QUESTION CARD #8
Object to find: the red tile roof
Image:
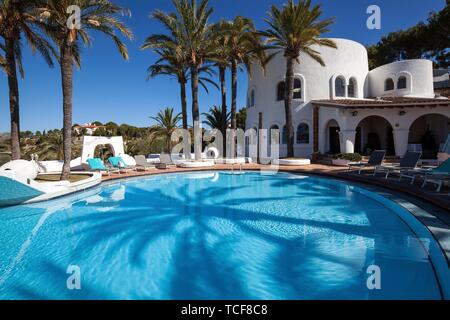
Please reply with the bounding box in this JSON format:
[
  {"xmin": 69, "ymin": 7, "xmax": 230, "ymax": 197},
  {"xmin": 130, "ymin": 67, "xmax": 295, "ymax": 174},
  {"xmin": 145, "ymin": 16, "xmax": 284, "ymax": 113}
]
[
  {"xmin": 312, "ymin": 96, "xmax": 450, "ymax": 109},
  {"xmin": 73, "ymin": 125, "xmax": 106, "ymax": 129}
]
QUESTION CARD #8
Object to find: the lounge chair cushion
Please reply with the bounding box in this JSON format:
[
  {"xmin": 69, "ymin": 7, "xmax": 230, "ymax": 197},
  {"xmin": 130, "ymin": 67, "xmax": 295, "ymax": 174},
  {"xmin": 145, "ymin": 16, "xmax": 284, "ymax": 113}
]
[
  {"xmin": 108, "ymin": 157, "xmax": 126, "ymax": 168},
  {"xmin": 367, "ymin": 150, "xmax": 386, "ymax": 166},
  {"xmin": 87, "ymin": 158, "xmax": 107, "ymax": 171},
  {"xmin": 399, "ymin": 151, "xmax": 422, "ymax": 168},
  {"xmin": 135, "ymin": 155, "xmax": 151, "ymax": 167},
  {"xmin": 159, "ymin": 154, "xmax": 173, "ymax": 165},
  {"xmin": 434, "ymin": 158, "xmax": 450, "ymax": 174}
]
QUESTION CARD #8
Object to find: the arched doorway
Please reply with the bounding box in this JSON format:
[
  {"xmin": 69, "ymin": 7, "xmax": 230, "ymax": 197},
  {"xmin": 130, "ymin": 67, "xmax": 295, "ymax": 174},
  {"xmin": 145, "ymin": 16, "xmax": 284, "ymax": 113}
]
[
  {"xmin": 355, "ymin": 116, "xmax": 395, "ymax": 156},
  {"xmin": 408, "ymin": 114, "xmax": 450, "ymax": 159},
  {"xmin": 325, "ymin": 120, "xmax": 341, "ymax": 154},
  {"xmin": 94, "ymin": 144, "xmax": 115, "ymax": 161}
]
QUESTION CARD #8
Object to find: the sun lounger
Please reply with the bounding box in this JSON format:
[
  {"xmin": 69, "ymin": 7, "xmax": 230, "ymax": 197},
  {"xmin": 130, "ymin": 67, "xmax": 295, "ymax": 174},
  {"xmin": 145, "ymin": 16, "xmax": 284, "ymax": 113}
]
[
  {"xmin": 156, "ymin": 154, "xmax": 174, "ymax": 170},
  {"xmin": 108, "ymin": 156, "xmax": 137, "ymax": 174},
  {"xmin": 348, "ymin": 150, "xmax": 386, "ymax": 174},
  {"xmin": 374, "ymin": 151, "xmax": 422, "ymax": 179},
  {"xmin": 418, "ymin": 158, "xmax": 450, "ymax": 192},
  {"xmin": 399, "ymin": 158, "xmax": 450, "ymax": 185},
  {"xmin": 421, "ymin": 173, "xmax": 450, "ymax": 192},
  {"xmin": 86, "ymin": 158, "xmax": 120, "ymax": 176},
  {"xmin": 134, "ymin": 155, "xmax": 154, "ymax": 171}
]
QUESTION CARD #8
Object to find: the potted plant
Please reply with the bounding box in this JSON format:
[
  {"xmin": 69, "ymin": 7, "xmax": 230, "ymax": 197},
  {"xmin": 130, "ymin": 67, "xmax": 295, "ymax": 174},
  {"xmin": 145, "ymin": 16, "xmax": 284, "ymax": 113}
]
[{"xmin": 332, "ymin": 153, "xmax": 363, "ymax": 166}]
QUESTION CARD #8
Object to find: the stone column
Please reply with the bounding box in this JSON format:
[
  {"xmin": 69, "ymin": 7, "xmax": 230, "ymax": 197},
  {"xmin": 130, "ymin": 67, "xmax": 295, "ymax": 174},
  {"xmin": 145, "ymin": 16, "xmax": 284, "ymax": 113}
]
[
  {"xmin": 393, "ymin": 129, "xmax": 410, "ymax": 157},
  {"xmin": 257, "ymin": 112, "xmax": 263, "ymax": 164},
  {"xmin": 312, "ymin": 106, "xmax": 320, "ymax": 161},
  {"xmin": 339, "ymin": 130, "xmax": 356, "ymax": 154}
]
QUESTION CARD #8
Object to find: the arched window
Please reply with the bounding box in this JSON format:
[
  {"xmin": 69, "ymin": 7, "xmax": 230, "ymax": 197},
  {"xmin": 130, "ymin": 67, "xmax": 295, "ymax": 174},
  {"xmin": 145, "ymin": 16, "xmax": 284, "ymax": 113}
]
[
  {"xmin": 277, "ymin": 82, "xmax": 285, "ymax": 101},
  {"xmin": 269, "ymin": 125, "xmax": 280, "ymax": 144},
  {"xmin": 348, "ymin": 78, "xmax": 357, "ymax": 98},
  {"xmin": 248, "ymin": 90, "xmax": 255, "ymax": 107},
  {"xmin": 385, "ymin": 78, "xmax": 395, "ymax": 91},
  {"xmin": 335, "ymin": 77, "xmax": 346, "ymax": 97},
  {"xmin": 397, "ymin": 76, "xmax": 407, "ymax": 90},
  {"xmin": 277, "ymin": 79, "xmax": 302, "ymax": 101},
  {"xmin": 293, "ymin": 78, "xmax": 302, "ymax": 99},
  {"xmin": 296, "ymin": 123, "xmax": 309, "ymax": 144}
]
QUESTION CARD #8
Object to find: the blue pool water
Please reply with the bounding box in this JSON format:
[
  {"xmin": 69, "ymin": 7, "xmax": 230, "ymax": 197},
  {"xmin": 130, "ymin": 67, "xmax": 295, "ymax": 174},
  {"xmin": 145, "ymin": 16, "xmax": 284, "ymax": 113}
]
[{"xmin": 0, "ymin": 171, "xmax": 445, "ymax": 299}]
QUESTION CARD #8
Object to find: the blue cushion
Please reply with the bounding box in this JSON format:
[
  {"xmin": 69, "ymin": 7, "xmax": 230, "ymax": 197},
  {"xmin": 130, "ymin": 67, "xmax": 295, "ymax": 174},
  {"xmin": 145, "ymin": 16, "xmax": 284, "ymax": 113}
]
[
  {"xmin": 434, "ymin": 158, "xmax": 450, "ymax": 174},
  {"xmin": 87, "ymin": 158, "xmax": 106, "ymax": 170},
  {"xmin": 108, "ymin": 157, "xmax": 126, "ymax": 168}
]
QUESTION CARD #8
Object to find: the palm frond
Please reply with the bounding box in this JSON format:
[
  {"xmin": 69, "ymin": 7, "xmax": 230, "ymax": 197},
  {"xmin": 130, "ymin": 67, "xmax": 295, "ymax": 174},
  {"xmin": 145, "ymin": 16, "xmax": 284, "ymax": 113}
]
[
  {"xmin": 202, "ymin": 105, "xmax": 231, "ymax": 130},
  {"xmin": 261, "ymin": 0, "xmax": 337, "ymax": 62}
]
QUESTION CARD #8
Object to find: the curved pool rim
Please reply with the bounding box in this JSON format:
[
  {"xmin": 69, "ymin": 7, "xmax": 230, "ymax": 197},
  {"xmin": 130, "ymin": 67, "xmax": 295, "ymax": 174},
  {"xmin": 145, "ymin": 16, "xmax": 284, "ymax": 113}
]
[{"xmin": 1, "ymin": 170, "xmax": 449, "ymax": 299}]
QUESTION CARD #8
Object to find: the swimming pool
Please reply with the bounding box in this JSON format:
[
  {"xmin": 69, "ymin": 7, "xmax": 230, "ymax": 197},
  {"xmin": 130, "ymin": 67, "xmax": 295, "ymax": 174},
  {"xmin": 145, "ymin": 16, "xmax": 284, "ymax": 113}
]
[{"xmin": 0, "ymin": 171, "xmax": 447, "ymax": 300}]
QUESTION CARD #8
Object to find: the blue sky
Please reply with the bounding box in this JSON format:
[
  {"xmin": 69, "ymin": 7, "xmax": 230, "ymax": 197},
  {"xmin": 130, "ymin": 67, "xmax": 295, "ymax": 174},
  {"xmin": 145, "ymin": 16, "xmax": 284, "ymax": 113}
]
[{"xmin": 0, "ymin": 0, "xmax": 446, "ymax": 132}]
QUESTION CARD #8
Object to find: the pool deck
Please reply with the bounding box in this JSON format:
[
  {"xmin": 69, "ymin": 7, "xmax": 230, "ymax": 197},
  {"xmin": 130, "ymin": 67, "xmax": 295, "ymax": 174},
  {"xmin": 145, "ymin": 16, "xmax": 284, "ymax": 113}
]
[{"xmin": 101, "ymin": 163, "xmax": 450, "ymax": 266}]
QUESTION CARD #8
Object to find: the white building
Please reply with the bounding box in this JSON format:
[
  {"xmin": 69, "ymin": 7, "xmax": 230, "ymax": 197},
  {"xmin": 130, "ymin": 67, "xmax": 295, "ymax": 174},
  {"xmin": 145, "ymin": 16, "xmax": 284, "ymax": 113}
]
[
  {"xmin": 246, "ymin": 38, "xmax": 450, "ymax": 159},
  {"xmin": 73, "ymin": 123, "xmax": 106, "ymax": 136}
]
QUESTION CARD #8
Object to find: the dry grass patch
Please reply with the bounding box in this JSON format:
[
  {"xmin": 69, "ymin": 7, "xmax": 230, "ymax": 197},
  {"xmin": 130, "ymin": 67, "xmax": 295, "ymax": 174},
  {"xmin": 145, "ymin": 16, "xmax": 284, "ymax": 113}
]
[{"xmin": 35, "ymin": 174, "xmax": 91, "ymax": 183}]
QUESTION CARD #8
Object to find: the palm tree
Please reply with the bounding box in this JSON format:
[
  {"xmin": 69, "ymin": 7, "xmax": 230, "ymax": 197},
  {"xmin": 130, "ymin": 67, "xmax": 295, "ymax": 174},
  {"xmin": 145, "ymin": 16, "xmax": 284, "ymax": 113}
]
[
  {"xmin": 172, "ymin": 0, "xmax": 215, "ymax": 161},
  {"xmin": 225, "ymin": 17, "xmax": 265, "ymax": 132},
  {"xmin": 260, "ymin": 0, "xmax": 336, "ymax": 157},
  {"xmin": 37, "ymin": 0, "xmax": 133, "ymax": 180},
  {"xmin": 202, "ymin": 105, "xmax": 230, "ymax": 130},
  {"xmin": 210, "ymin": 20, "xmax": 232, "ymax": 155},
  {"xmin": 142, "ymin": 8, "xmax": 189, "ymax": 132},
  {"xmin": 0, "ymin": 0, "xmax": 55, "ymax": 160},
  {"xmin": 142, "ymin": 47, "xmax": 217, "ymax": 131},
  {"xmin": 143, "ymin": 46, "xmax": 189, "ymax": 131},
  {"xmin": 150, "ymin": 107, "xmax": 182, "ymax": 152}
]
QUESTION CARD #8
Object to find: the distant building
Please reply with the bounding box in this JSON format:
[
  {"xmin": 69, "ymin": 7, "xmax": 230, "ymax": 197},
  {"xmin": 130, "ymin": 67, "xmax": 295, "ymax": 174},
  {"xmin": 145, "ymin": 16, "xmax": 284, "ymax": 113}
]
[{"xmin": 73, "ymin": 123, "xmax": 106, "ymax": 136}]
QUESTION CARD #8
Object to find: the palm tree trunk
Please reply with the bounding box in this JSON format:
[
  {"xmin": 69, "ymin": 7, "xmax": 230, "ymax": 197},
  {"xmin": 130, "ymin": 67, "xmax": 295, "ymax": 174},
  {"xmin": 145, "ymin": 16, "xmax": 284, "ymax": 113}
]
[
  {"xmin": 190, "ymin": 65, "xmax": 202, "ymax": 161},
  {"xmin": 60, "ymin": 44, "xmax": 74, "ymax": 180},
  {"xmin": 230, "ymin": 59, "xmax": 238, "ymax": 158},
  {"xmin": 167, "ymin": 133, "xmax": 171, "ymax": 153},
  {"xmin": 5, "ymin": 37, "xmax": 21, "ymax": 160},
  {"xmin": 219, "ymin": 65, "xmax": 227, "ymax": 157},
  {"xmin": 179, "ymin": 80, "xmax": 188, "ymax": 130},
  {"xmin": 284, "ymin": 57, "xmax": 295, "ymax": 158},
  {"xmin": 179, "ymin": 79, "xmax": 190, "ymax": 158},
  {"xmin": 230, "ymin": 59, "xmax": 237, "ymax": 130}
]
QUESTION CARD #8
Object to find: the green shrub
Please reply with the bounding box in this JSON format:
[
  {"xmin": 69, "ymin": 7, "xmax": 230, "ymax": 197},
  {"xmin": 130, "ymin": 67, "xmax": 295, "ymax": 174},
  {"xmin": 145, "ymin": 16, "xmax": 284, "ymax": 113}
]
[
  {"xmin": 0, "ymin": 153, "xmax": 11, "ymax": 166},
  {"xmin": 333, "ymin": 153, "xmax": 363, "ymax": 162}
]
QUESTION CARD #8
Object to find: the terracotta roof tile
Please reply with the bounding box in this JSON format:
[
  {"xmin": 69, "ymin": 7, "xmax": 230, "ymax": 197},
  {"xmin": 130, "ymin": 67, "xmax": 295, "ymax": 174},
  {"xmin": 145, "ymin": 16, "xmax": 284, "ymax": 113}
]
[{"xmin": 312, "ymin": 96, "xmax": 450, "ymax": 108}]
